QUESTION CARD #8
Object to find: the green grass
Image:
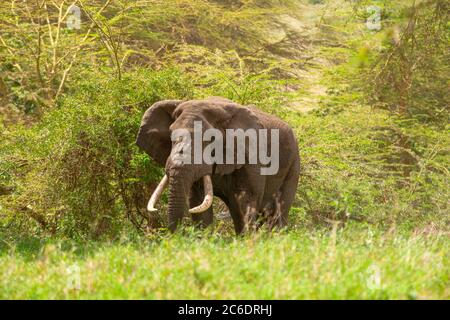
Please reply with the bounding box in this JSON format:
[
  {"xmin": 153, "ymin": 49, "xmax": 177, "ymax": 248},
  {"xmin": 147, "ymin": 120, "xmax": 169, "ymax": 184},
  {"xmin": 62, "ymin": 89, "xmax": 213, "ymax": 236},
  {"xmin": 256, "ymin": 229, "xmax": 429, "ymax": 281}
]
[{"xmin": 0, "ymin": 224, "xmax": 448, "ymax": 299}]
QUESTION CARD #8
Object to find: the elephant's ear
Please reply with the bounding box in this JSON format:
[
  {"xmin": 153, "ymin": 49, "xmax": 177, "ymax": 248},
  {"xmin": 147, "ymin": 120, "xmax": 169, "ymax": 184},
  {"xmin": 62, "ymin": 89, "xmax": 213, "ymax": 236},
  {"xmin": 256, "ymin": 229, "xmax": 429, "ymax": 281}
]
[
  {"xmin": 136, "ymin": 100, "xmax": 183, "ymax": 166},
  {"xmin": 214, "ymin": 104, "xmax": 265, "ymax": 175}
]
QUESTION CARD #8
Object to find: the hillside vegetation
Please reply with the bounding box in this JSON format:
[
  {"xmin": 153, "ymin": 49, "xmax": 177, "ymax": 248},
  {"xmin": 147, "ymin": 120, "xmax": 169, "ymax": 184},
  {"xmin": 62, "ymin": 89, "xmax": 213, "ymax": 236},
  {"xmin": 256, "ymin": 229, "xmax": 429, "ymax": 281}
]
[{"xmin": 0, "ymin": 0, "xmax": 448, "ymax": 299}]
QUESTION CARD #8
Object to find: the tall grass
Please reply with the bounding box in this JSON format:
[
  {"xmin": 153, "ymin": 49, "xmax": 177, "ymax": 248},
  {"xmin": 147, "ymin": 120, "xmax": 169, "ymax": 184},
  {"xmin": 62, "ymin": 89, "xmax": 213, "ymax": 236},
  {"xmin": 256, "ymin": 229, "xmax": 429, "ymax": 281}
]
[{"xmin": 0, "ymin": 225, "xmax": 447, "ymax": 299}]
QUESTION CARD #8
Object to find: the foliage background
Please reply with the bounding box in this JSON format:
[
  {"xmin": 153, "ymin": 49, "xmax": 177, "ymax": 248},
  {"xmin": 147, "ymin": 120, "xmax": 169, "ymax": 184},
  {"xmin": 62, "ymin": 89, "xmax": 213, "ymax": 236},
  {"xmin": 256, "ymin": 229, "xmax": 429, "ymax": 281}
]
[{"xmin": 0, "ymin": 0, "xmax": 448, "ymax": 299}]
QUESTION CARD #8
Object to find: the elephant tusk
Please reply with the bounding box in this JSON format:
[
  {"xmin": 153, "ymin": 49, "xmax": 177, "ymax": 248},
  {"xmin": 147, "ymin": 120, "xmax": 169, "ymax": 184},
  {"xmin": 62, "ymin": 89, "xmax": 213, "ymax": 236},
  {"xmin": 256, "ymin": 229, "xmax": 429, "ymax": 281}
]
[
  {"xmin": 147, "ymin": 175, "xmax": 169, "ymax": 212},
  {"xmin": 189, "ymin": 175, "xmax": 214, "ymax": 214}
]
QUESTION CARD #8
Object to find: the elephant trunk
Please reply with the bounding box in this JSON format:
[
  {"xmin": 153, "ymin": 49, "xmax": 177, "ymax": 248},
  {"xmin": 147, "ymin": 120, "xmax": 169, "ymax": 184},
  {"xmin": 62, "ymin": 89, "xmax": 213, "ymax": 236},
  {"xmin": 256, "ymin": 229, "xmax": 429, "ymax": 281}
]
[
  {"xmin": 146, "ymin": 171, "xmax": 214, "ymax": 232},
  {"xmin": 167, "ymin": 174, "xmax": 189, "ymax": 232}
]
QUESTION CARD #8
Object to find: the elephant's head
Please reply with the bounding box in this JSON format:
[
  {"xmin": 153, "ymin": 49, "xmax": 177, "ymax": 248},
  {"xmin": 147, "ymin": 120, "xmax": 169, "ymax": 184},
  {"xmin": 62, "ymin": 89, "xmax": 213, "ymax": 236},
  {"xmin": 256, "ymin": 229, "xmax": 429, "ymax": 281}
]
[{"xmin": 136, "ymin": 97, "xmax": 263, "ymax": 231}]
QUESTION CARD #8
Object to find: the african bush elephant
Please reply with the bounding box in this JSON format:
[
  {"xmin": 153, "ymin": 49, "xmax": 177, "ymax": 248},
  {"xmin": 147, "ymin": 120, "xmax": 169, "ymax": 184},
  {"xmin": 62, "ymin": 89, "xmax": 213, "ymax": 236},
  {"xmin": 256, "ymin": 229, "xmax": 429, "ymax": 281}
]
[{"xmin": 136, "ymin": 97, "xmax": 300, "ymax": 234}]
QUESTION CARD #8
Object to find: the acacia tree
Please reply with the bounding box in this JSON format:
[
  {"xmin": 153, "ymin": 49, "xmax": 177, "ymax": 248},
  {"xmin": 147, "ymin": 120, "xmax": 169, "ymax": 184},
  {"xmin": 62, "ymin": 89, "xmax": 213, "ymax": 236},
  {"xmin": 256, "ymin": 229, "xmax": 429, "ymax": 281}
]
[
  {"xmin": 368, "ymin": 0, "xmax": 449, "ymax": 123},
  {"xmin": 0, "ymin": 0, "xmax": 306, "ymax": 119},
  {"xmin": 0, "ymin": 0, "xmax": 113, "ymax": 115}
]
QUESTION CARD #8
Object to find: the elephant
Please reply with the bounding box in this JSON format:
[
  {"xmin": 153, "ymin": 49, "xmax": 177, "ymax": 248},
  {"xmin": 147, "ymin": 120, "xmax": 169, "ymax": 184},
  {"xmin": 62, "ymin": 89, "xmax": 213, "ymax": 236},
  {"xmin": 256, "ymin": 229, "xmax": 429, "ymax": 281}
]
[{"xmin": 136, "ymin": 97, "xmax": 300, "ymax": 234}]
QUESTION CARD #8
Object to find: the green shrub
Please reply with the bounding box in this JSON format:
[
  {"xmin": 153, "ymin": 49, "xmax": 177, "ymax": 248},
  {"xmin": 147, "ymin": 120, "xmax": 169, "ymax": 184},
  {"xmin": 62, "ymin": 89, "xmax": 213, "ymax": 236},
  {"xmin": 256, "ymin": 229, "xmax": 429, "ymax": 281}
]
[
  {"xmin": 285, "ymin": 106, "xmax": 449, "ymax": 230},
  {"xmin": 0, "ymin": 68, "xmax": 193, "ymax": 239}
]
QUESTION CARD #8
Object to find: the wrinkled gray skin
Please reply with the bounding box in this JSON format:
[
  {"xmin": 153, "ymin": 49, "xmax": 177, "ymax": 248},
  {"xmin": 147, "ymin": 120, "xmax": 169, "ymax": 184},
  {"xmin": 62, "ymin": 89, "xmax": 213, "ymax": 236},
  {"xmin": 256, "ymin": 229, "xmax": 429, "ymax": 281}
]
[{"xmin": 136, "ymin": 97, "xmax": 300, "ymax": 234}]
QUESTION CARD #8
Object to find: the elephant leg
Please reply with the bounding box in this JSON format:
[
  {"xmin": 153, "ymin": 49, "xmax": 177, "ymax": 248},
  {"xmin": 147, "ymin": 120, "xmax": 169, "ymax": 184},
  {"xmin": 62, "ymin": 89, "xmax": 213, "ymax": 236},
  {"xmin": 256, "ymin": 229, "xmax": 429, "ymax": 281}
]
[
  {"xmin": 189, "ymin": 180, "xmax": 213, "ymax": 228},
  {"xmin": 223, "ymin": 197, "xmax": 246, "ymax": 235},
  {"xmin": 233, "ymin": 166, "xmax": 265, "ymax": 232},
  {"xmin": 215, "ymin": 166, "xmax": 267, "ymax": 234},
  {"xmin": 230, "ymin": 189, "xmax": 261, "ymax": 233},
  {"xmin": 260, "ymin": 200, "xmax": 275, "ymax": 227},
  {"xmin": 273, "ymin": 161, "xmax": 300, "ymax": 229}
]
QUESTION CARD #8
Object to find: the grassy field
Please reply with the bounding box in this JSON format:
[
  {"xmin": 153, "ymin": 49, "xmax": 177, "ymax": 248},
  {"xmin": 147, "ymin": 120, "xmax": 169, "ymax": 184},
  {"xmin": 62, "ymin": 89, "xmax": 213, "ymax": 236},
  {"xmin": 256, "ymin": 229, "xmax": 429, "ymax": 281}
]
[{"xmin": 0, "ymin": 224, "xmax": 448, "ymax": 299}]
